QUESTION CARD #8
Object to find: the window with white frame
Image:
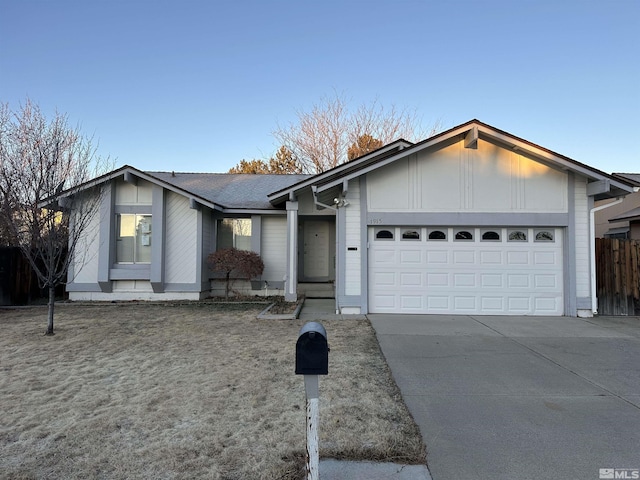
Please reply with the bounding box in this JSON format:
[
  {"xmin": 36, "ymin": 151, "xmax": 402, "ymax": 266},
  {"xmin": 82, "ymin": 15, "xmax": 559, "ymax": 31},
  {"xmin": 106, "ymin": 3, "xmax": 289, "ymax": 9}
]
[
  {"xmin": 116, "ymin": 214, "xmax": 152, "ymax": 263},
  {"xmin": 218, "ymin": 218, "xmax": 252, "ymax": 250}
]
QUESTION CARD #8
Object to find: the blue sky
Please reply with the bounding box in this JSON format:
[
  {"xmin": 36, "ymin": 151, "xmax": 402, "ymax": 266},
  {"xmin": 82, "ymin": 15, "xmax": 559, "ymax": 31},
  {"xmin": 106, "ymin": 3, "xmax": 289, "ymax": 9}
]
[{"xmin": 1, "ymin": 0, "xmax": 638, "ymax": 174}]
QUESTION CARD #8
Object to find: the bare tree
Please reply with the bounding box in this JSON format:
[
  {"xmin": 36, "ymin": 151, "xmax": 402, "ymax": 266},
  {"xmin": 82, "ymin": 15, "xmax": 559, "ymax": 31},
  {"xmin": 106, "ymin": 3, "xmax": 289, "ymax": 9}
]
[
  {"xmin": 274, "ymin": 93, "xmax": 440, "ymax": 173},
  {"xmin": 0, "ymin": 100, "xmax": 109, "ymax": 335}
]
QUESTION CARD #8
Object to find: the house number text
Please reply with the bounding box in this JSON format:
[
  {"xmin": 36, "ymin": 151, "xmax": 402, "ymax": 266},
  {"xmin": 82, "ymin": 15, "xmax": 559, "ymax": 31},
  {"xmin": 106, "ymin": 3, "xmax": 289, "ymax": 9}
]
[{"xmin": 368, "ymin": 218, "xmax": 383, "ymax": 225}]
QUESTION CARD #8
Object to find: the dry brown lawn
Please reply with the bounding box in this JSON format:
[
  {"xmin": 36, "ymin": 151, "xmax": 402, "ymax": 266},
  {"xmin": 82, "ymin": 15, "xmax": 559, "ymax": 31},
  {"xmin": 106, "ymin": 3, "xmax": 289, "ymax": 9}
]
[{"xmin": 0, "ymin": 303, "xmax": 424, "ymax": 480}]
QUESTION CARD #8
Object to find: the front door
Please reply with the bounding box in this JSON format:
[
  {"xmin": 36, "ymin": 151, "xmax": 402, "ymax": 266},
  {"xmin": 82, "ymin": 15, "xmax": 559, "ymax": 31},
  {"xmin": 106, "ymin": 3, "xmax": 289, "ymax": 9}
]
[{"xmin": 303, "ymin": 221, "xmax": 330, "ymax": 280}]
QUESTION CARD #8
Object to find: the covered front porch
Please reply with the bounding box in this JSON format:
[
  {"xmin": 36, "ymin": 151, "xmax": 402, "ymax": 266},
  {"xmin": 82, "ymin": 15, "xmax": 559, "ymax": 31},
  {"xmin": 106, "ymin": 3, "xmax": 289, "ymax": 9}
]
[
  {"xmin": 297, "ymin": 282, "xmax": 335, "ymax": 299},
  {"xmin": 283, "ymin": 190, "xmax": 339, "ymax": 303},
  {"xmin": 286, "ymin": 215, "xmax": 336, "ymax": 300}
]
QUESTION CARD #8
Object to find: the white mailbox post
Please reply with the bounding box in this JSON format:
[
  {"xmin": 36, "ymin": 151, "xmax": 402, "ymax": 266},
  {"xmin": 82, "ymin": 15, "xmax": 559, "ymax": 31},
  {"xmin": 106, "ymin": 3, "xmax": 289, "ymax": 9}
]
[{"xmin": 295, "ymin": 322, "xmax": 329, "ymax": 480}]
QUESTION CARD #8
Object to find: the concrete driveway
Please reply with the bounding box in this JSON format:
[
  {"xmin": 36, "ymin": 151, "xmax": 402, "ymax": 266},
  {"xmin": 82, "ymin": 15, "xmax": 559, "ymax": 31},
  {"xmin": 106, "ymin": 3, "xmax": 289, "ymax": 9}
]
[{"xmin": 369, "ymin": 314, "xmax": 640, "ymax": 480}]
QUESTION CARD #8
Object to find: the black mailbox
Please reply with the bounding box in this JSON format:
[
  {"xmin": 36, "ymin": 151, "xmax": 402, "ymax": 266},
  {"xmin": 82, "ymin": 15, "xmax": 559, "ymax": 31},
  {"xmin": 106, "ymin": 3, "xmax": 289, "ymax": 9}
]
[{"xmin": 295, "ymin": 322, "xmax": 329, "ymax": 375}]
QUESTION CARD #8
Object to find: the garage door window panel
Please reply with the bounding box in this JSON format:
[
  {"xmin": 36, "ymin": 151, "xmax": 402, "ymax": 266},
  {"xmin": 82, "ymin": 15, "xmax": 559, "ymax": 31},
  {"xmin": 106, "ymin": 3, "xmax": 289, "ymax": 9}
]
[
  {"xmin": 402, "ymin": 229, "xmax": 420, "ymax": 240},
  {"xmin": 455, "ymin": 230, "xmax": 473, "ymax": 241},
  {"xmin": 481, "ymin": 230, "xmax": 501, "ymax": 241},
  {"xmin": 535, "ymin": 230, "xmax": 554, "ymax": 242},
  {"xmin": 508, "ymin": 230, "xmax": 528, "ymax": 242},
  {"xmin": 375, "ymin": 229, "xmax": 394, "ymax": 240},
  {"xmin": 428, "ymin": 229, "xmax": 447, "ymax": 241}
]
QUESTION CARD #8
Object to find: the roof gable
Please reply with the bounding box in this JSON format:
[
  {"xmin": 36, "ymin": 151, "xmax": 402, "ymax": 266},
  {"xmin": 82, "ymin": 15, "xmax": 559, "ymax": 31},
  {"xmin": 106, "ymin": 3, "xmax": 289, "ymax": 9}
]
[
  {"xmin": 57, "ymin": 165, "xmax": 311, "ymax": 212},
  {"xmin": 610, "ymin": 206, "xmax": 640, "ymax": 222},
  {"xmin": 53, "ymin": 121, "xmax": 636, "ymax": 210},
  {"xmin": 268, "ymin": 120, "xmax": 636, "ymax": 204}
]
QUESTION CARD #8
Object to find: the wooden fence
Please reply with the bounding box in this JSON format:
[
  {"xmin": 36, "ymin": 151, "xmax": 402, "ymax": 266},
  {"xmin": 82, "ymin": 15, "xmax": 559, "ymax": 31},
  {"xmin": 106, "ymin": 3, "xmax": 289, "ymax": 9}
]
[
  {"xmin": 0, "ymin": 247, "xmax": 37, "ymax": 305},
  {"xmin": 595, "ymin": 238, "xmax": 640, "ymax": 316}
]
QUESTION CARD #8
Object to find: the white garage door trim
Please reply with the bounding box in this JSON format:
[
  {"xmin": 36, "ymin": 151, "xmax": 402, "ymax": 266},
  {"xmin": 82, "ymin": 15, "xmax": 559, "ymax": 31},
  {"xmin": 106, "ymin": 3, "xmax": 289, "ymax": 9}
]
[{"xmin": 368, "ymin": 227, "xmax": 564, "ymax": 315}]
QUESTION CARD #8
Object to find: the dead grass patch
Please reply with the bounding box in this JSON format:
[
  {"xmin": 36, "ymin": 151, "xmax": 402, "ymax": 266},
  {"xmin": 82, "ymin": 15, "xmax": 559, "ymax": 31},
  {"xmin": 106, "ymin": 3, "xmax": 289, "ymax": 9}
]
[{"xmin": 0, "ymin": 304, "xmax": 424, "ymax": 479}]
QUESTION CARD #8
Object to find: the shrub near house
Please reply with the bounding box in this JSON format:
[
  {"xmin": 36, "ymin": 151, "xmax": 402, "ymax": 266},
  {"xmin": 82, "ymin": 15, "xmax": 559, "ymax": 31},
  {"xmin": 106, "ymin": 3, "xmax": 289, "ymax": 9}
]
[{"xmin": 207, "ymin": 248, "xmax": 264, "ymax": 299}]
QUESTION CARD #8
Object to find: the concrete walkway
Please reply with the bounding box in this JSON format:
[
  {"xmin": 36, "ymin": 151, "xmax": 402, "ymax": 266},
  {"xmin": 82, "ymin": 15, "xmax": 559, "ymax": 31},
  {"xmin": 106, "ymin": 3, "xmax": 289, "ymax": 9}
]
[
  {"xmin": 370, "ymin": 314, "xmax": 640, "ymax": 480},
  {"xmin": 298, "ymin": 298, "xmax": 368, "ymax": 321}
]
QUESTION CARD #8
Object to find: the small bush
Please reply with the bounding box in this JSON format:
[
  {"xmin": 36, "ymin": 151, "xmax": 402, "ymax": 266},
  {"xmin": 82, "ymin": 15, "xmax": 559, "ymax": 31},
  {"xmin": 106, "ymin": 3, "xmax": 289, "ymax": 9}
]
[{"xmin": 207, "ymin": 248, "xmax": 264, "ymax": 299}]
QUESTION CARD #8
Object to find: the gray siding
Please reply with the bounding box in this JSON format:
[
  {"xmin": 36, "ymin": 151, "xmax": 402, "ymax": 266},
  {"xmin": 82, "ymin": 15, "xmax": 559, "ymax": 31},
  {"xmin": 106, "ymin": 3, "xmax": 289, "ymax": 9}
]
[
  {"xmin": 344, "ymin": 179, "xmax": 361, "ymax": 296},
  {"xmin": 165, "ymin": 192, "xmax": 197, "ymax": 284},
  {"xmin": 262, "ymin": 216, "xmax": 287, "ymax": 283}
]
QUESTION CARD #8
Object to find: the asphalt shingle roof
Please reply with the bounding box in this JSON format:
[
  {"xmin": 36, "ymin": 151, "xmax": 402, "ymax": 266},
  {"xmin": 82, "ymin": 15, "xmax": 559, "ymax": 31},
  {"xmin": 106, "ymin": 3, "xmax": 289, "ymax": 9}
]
[
  {"xmin": 146, "ymin": 171, "xmax": 312, "ymax": 209},
  {"xmin": 613, "ymin": 173, "xmax": 640, "ymax": 186}
]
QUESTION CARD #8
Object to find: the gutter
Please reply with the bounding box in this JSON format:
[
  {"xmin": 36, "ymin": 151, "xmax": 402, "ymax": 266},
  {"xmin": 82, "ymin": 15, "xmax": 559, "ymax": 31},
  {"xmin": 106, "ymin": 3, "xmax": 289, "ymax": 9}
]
[
  {"xmin": 589, "ymin": 197, "xmax": 624, "ymax": 314},
  {"xmin": 310, "ymin": 185, "xmax": 338, "ymax": 211}
]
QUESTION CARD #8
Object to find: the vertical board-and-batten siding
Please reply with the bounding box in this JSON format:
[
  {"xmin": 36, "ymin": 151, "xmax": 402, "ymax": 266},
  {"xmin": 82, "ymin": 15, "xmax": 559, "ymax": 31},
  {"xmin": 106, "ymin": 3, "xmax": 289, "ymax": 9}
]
[
  {"xmin": 71, "ymin": 197, "xmax": 101, "ymax": 283},
  {"xmin": 115, "ymin": 178, "xmax": 152, "ymax": 204},
  {"xmin": 574, "ymin": 175, "xmax": 591, "ymax": 298},
  {"xmin": 344, "ymin": 179, "xmax": 361, "ymax": 296},
  {"xmin": 261, "ymin": 216, "xmax": 287, "ymax": 283},
  {"xmin": 165, "ymin": 192, "xmax": 197, "ymax": 283},
  {"xmin": 366, "ymin": 139, "xmax": 568, "ymax": 213}
]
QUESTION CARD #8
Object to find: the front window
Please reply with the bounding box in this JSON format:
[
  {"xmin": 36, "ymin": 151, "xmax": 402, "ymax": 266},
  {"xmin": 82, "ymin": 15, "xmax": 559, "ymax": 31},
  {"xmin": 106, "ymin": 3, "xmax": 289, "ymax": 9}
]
[
  {"xmin": 218, "ymin": 218, "xmax": 252, "ymax": 250},
  {"xmin": 116, "ymin": 214, "xmax": 152, "ymax": 263}
]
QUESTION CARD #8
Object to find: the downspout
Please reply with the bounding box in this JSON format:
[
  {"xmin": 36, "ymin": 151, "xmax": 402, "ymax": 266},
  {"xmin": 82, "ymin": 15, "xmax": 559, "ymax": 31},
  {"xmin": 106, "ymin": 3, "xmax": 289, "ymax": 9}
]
[{"xmin": 589, "ymin": 197, "xmax": 623, "ymax": 314}]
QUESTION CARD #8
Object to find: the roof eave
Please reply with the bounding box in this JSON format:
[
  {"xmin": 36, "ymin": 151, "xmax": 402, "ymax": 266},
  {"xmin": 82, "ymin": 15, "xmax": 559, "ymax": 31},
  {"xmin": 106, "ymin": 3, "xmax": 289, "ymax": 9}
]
[
  {"xmin": 50, "ymin": 165, "xmax": 226, "ymax": 211},
  {"xmin": 269, "ymin": 119, "xmax": 636, "ymax": 204},
  {"xmin": 267, "ymin": 139, "xmax": 414, "ymax": 205}
]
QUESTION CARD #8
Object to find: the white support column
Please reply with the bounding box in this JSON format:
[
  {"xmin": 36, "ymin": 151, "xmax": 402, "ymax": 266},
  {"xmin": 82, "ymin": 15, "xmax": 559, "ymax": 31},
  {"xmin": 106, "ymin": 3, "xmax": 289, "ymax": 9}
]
[{"xmin": 285, "ymin": 200, "xmax": 299, "ymax": 302}]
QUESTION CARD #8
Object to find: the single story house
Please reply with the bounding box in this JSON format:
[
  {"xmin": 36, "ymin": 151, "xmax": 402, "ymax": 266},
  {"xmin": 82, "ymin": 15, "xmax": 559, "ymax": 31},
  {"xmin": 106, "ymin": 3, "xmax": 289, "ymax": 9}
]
[
  {"xmin": 63, "ymin": 120, "xmax": 637, "ymax": 317},
  {"xmin": 594, "ymin": 173, "xmax": 640, "ymax": 239}
]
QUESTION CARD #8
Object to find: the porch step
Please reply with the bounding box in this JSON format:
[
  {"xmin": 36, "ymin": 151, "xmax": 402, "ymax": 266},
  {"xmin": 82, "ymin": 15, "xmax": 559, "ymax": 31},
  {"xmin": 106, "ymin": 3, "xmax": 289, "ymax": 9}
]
[{"xmin": 297, "ymin": 283, "xmax": 335, "ymax": 299}]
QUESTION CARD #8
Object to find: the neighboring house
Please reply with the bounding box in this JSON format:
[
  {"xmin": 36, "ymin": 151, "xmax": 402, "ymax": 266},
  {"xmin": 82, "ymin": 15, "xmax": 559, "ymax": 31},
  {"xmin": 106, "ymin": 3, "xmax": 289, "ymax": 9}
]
[
  {"xmin": 594, "ymin": 173, "xmax": 640, "ymax": 239},
  {"xmin": 61, "ymin": 120, "xmax": 636, "ymax": 317}
]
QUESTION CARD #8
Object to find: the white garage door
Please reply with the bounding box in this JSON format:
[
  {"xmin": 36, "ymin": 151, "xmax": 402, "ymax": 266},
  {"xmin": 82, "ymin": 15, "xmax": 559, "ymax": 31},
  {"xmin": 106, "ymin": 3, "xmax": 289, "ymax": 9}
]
[{"xmin": 368, "ymin": 227, "xmax": 564, "ymax": 315}]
